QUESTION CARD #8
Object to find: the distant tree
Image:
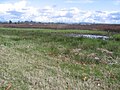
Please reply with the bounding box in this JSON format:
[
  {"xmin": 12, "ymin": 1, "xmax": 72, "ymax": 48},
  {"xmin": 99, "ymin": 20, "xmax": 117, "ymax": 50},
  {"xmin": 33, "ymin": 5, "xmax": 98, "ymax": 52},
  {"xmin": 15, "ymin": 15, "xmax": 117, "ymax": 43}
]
[
  {"xmin": 17, "ymin": 21, "xmax": 21, "ymax": 24},
  {"xmin": 9, "ymin": 20, "xmax": 12, "ymax": 24},
  {"xmin": 24, "ymin": 21, "xmax": 29, "ymax": 24}
]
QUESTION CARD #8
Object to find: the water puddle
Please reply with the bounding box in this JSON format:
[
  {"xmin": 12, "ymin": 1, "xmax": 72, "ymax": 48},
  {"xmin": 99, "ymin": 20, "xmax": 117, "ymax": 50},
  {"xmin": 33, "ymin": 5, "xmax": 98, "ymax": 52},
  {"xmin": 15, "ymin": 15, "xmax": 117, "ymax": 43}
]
[{"xmin": 65, "ymin": 34, "xmax": 109, "ymax": 40}]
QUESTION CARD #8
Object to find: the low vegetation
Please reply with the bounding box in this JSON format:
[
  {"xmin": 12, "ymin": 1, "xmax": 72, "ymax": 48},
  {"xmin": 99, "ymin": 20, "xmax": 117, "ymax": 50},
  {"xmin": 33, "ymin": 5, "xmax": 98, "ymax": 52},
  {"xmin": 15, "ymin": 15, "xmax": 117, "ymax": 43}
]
[
  {"xmin": 0, "ymin": 23, "xmax": 120, "ymax": 32},
  {"xmin": 0, "ymin": 28, "xmax": 120, "ymax": 90}
]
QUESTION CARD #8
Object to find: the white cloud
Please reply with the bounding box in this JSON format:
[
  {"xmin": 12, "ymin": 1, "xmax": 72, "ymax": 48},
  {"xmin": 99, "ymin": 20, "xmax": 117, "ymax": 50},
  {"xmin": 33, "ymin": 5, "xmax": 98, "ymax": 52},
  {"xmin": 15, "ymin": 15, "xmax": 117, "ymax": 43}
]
[
  {"xmin": 65, "ymin": 0, "xmax": 94, "ymax": 3},
  {"xmin": 0, "ymin": 0, "xmax": 120, "ymax": 24},
  {"xmin": 0, "ymin": 0, "xmax": 27, "ymax": 12}
]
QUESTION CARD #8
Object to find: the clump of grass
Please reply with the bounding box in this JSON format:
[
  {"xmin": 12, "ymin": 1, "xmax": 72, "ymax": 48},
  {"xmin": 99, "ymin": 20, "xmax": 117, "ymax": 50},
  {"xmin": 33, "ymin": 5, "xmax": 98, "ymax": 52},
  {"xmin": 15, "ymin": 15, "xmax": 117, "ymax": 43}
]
[{"xmin": 112, "ymin": 34, "xmax": 120, "ymax": 41}]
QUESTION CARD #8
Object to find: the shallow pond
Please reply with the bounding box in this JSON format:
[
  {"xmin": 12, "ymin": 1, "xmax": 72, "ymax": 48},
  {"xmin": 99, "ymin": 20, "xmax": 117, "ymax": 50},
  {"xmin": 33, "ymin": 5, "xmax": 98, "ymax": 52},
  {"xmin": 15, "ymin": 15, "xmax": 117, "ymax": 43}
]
[{"xmin": 65, "ymin": 34, "xmax": 109, "ymax": 40}]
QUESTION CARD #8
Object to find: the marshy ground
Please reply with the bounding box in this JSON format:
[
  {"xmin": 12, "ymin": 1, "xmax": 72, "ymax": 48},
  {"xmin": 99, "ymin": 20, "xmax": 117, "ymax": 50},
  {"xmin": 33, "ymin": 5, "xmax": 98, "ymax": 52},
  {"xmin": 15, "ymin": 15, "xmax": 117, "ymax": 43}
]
[{"xmin": 0, "ymin": 28, "xmax": 120, "ymax": 90}]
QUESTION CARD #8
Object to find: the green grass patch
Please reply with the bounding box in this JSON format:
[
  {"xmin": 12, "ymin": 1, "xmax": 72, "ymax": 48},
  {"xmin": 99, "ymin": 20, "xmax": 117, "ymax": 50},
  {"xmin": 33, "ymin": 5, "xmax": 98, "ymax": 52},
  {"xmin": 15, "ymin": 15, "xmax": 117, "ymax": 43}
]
[{"xmin": 0, "ymin": 28, "xmax": 120, "ymax": 90}]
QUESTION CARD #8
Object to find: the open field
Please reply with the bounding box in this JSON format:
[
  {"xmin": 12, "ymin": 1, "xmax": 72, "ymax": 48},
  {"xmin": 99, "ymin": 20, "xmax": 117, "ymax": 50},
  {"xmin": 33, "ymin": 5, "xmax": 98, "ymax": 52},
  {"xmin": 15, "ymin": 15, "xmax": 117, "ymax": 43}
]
[{"xmin": 0, "ymin": 28, "xmax": 120, "ymax": 90}]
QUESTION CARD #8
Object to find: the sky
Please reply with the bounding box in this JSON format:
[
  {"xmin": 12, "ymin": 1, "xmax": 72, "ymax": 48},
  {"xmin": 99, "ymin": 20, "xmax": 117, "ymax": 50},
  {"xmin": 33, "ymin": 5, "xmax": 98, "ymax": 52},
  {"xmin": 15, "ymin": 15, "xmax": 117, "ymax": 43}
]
[{"xmin": 0, "ymin": 0, "xmax": 120, "ymax": 24}]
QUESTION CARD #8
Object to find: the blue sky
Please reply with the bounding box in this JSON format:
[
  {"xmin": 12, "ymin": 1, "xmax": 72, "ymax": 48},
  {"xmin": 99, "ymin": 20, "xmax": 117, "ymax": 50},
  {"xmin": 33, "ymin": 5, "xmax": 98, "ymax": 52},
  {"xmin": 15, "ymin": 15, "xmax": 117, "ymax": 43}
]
[
  {"xmin": 0, "ymin": 0, "xmax": 120, "ymax": 24},
  {"xmin": 28, "ymin": 0, "xmax": 120, "ymax": 11}
]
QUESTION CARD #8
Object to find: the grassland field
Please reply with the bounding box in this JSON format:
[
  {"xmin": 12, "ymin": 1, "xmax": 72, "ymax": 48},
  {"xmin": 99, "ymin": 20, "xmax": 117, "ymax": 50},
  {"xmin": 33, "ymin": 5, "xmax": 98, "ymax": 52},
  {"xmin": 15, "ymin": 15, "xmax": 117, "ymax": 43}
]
[{"xmin": 0, "ymin": 28, "xmax": 120, "ymax": 90}]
